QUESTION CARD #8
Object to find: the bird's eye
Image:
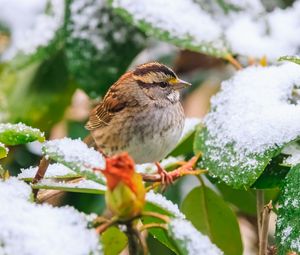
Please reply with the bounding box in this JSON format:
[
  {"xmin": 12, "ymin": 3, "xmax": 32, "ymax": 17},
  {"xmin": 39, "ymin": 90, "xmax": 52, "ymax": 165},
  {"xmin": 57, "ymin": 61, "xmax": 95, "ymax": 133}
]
[{"xmin": 159, "ymin": 82, "xmax": 168, "ymax": 88}]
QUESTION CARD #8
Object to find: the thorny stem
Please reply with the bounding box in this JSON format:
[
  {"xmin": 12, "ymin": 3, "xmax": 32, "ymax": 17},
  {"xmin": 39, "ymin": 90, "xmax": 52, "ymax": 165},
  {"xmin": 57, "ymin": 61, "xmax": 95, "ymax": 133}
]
[
  {"xmin": 32, "ymin": 156, "xmax": 50, "ymax": 199},
  {"xmin": 256, "ymin": 190, "xmax": 265, "ymax": 241},
  {"xmin": 141, "ymin": 211, "xmax": 170, "ymax": 223},
  {"xmin": 259, "ymin": 201, "xmax": 273, "ymax": 255},
  {"xmin": 224, "ymin": 53, "xmax": 242, "ymax": 70},
  {"xmin": 140, "ymin": 223, "xmax": 167, "ymax": 232}
]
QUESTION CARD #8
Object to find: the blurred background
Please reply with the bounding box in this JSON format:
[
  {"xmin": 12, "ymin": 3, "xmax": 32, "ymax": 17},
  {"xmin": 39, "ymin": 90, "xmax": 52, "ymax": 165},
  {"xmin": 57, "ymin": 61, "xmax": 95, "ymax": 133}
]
[{"xmin": 0, "ymin": 0, "xmax": 297, "ymax": 254}]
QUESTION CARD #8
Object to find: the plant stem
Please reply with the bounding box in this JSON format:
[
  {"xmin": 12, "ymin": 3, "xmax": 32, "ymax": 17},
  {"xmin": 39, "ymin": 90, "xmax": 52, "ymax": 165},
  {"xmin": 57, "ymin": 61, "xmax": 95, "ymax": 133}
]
[
  {"xmin": 140, "ymin": 223, "xmax": 167, "ymax": 232},
  {"xmin": 256, "ymin": 190, "xmax": 265, "ymax": 241},
  {"xmin": 259, "ymin": 201, "xmax": 273, "ymax": 255},
  {"xmin": 141, "ymin": 211, "xmax": 170, "ymax": 223},
  {"xmin": 125, "ymin": 222, "xmax": 145, "ymax": 255},
  {"xmin": 32, "ymin": 157, "xmax": 50, "ymax": 199}
]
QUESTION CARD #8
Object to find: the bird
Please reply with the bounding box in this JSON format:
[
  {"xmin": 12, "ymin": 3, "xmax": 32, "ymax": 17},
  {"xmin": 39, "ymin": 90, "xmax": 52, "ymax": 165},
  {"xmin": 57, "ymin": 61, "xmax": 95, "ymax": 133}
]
[{"xmin": 85, "ymin": 62, "xmax": 191, "ymax": 169}]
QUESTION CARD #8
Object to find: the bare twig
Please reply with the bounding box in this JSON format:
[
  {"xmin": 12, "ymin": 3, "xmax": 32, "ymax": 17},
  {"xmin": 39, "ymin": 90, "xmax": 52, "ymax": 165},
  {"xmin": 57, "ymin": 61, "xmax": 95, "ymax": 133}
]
[
  {"xmin": 141, "ymin": 211, "xmax": 170, "ymax": 223},
  {"xmin": 95, "ymin": 217, "xmax": 118, "ymax": 234},
  {"xmin": 256, "ymin": 190, "xmax": 265, "ymax": 241},
  {"xmin": 259, "ymin": 201, "xmax": 273, "ymax": 255},
  {"xmin": 32, "ymin": 157, "xmax": 50, "ymax": 199},
  {"xmin": 225, "ymin": 53, "xmax": 243, "ymax": 70},
  {"xmin": 126, "ymin": 222, "xmax": 145, "ymax": 255},
  {"xmin": 140, "ymin": 223, "xmax": 167, "ymax": 232}
]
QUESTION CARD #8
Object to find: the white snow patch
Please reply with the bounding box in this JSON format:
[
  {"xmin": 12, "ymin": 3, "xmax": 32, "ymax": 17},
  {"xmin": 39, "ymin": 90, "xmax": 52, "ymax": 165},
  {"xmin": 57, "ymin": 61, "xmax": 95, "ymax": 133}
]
[
  {"xmin": 146, "ymin": 190, "xmax": 185, "ymax": 219},
  {"xmin": 169, "ymin": 218, "xmax": 223, "ymax": 255},
  {"xmin": 0, "ymin": 178, "xmax": 102, "ymax": 255}
]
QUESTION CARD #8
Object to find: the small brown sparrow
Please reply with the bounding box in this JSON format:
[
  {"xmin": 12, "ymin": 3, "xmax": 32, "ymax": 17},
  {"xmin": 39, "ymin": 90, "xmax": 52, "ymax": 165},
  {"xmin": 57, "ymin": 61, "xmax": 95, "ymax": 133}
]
[{"xmin": 85, "ymin": 62, "xmax": 191, "ymax": 164}]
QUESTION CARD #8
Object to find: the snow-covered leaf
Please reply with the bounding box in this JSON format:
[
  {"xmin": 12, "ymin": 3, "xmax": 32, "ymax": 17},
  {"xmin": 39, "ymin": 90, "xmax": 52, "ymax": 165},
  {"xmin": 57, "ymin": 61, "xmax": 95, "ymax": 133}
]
[
  {"xmin": 279, "ymin": 55, "xmax": 300, "ymax": 65},
  {"xmin": 32, "ymin": 179, "xmax": 105, "ymax": 194},
  {"xmin": 65, "ymin": 0, "xmax": 146, "ymax": 97},
  {"xmin": 0, "ymin": 178, "xmax": 103, "ymax": 255},
  {"xmin": 0, "ymin": 123, "xmax": 45, "ymax": 145},
  {"xmin": 276, "ymin": 164, "xmax": 300, "ymax": 255},
  {"xmin": 181, "ymin": 186, "xmax": 242, "ymax": 255},
  {"xmin": 18, "ymin": 163, "xmax": 80, "ymax": 181},
  {"xmin": 194, "ymin": 63, "xmax": 300, "ymax": 188},
  {"xmin": 0, "ymin": 0, "xmax": 66, "ymax": 65},
  {"xmin": 0, "ymin": 142, "xmax": 8, "ymax": 159},
  {"xmin": 167, "ymin": 218, "xmax": 223, "ymax": 255},
  {"xmin": 42, "ymin": 138, "xmax": 106, "ymax": 184},
  {"xmin": 111, "ymin": 0, "xmax": 229, "ymax": 58}
]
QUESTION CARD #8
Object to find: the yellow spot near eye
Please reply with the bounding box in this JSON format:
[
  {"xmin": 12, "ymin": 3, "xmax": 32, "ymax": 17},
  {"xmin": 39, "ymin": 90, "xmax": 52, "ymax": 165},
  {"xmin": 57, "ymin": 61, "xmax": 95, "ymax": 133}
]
[{"xmin": 168, "ymin": 78, "xmax": 179, "ymax": 84}]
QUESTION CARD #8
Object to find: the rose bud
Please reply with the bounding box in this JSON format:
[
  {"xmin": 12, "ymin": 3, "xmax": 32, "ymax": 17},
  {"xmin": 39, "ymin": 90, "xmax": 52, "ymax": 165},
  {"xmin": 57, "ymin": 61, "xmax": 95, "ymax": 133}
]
[{"xmin": 101, "ymin": 153, "xmax": 146, "ymax": 221}]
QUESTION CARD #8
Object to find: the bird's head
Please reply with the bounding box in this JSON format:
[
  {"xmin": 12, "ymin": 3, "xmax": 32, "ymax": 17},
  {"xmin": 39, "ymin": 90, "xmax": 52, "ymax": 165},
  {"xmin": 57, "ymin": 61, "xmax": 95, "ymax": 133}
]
[{"xmin": 132, "ymin": 62, "xmax": 191, "ymax": 103}]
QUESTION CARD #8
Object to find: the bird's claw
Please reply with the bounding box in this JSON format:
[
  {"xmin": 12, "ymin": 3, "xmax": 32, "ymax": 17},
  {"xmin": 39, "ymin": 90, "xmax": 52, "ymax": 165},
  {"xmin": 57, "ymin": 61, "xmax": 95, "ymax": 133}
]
[{"xmin": 155, "ymin": 162, "xmax": 173, "ymax": 191}]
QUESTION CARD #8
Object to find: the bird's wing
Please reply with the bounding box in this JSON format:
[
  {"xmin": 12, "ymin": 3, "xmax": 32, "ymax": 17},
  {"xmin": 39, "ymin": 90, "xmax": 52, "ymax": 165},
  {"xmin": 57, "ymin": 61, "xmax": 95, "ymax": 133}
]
[{"xmin": 85, "ymin": 89, "xmax": 127, "ymax": 131}]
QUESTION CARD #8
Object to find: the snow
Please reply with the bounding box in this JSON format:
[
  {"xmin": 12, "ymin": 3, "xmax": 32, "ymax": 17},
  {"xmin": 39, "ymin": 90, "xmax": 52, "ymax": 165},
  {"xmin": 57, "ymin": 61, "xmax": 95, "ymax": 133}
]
[
  {"xmin": 205, "ymin": 63, "xmax": 300, "ymax": 163},
  {"xmin": 18, "ymin": 163, "xmax": 77, "ymax": 179},
  {"xmin": 0, "ymin": 178, "xmax": 102, "ymax": 255},
  {"xmin": 146, "ymin": 190, "xmax": 185, "ymax": 219},
  {"xmin": 0, "ymin": 0, "xmax": 65, "ymax": 60},
  {"xmin": 225, "ymin": 1, "xmax": 300, "ymax": 60},
  {"xmin": 0, "ymin": 122, "xmax": 43, "ymax": 136},
  {"xmin": 168, "ymin": 218, "xmax": 223, "ymax": 255},
  {"xmin": 112, "ymin": 0, "xmax": 223, "ymax": 47},
  {"xmin": 282, "ymin": 143, "xmax": 300, "ymax": 166},
  {"xmin": 0, "ymin": 141, "xmax": 8, "ymax": 154},
  {"xmin": 136, "ymin": 156, "xmax": 183, "ymax": 174},
  {"xmin": 43, "ymin": 137, "xmax": 105, "ymax": 171}
]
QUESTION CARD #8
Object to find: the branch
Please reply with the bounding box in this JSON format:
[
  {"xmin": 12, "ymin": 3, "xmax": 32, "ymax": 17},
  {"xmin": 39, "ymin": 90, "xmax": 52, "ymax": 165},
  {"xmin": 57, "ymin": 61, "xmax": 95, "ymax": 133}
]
[
  {"xmin": 32, "ymin": 156, "xmax": 50, "ymax": 199},
  {"xmin": 125, "ymin": 222, "xmax": 146, "ymax": 255},
  {"xmin": 140, "ymin": 223, "xmax": 167, "ymax": 232},
  {"xmin": 141, "ymin": 156, "xmax": 207, "ymax": 183},
  {"xmin": 256, "ymin": 190, "xmax": 265, "ymax": 241},
  {"xmin": 259, "ymin": 201, "xmax": 273, "ymax": 255}
]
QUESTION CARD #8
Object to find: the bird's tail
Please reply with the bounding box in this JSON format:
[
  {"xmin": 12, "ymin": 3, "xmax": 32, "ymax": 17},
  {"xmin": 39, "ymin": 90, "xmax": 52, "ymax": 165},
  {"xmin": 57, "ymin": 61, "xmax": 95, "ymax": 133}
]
[{"xmin": 83, "ymin": 134, "xmax": 97, "ymax": 149}]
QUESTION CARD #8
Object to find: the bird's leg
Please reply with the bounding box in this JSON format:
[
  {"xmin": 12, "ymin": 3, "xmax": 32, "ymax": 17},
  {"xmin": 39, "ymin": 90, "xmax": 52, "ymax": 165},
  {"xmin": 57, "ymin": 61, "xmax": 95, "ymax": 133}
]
[
  {"xmin": 97, "ymin": 147, "xmax": 108, "ymax": 158},
  {"xmin": 155, "ymin": 162, "xmax": 173, "ymax": 188}
]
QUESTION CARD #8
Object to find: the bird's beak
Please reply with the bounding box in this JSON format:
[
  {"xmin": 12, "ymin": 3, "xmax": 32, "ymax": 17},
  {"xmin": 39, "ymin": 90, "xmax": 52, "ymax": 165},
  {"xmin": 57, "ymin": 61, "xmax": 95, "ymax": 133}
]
[{"xmin": 170, "ymin": 78, "xmax": 192, "ymax": 90}]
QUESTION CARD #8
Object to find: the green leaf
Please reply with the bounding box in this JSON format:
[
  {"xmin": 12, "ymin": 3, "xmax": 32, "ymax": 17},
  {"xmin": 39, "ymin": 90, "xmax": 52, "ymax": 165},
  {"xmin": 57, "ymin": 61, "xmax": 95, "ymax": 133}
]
[
  {"xmin": 167, "ymin": 218, "xmax": 223, "ymax": 255},
  {"xmin": 31, "ymin": 179, "xmax": 105, "ymax": 195},
  {"xmin": 111, "ymin": 0, "xmax": 229, "ymax": 58},
  {"xmin": 0, "ymin": 123, "xmax": 45, "ymax": 145},
  {"xmin": 0, "ymin": 51, "xmax": 76, "ymax": 132},
  {"xmin": 278, "ymin": 55, "xmax": 300, "ymax": 65},
  {"xmin": 217, "ymin": 183, "xmax": 256, "ymax": 216},
  {"xmin": 181, "ymin": 186, "xmax": 243, "ymax": 255},
  {"xmin": 65, "ymin": 0, "xmax": 146, "ymax": 97},
  {"xmin": 276, "ymin": 164, "xmax": 300, "ymax": 255},
  {"xmin": 0, "ymin": 142, "xmax": 8, "ymax": 159},
  {"xmin": 251, "ymin": 154, "xmax": 290, "ymax": 189},
  {"xmin": 143, "ymin": 202, "xmax": 180, "ymax": 254},
  {"xmin": 42, "ymin": 138, "xmax": 106, "ymax": 184},
  {"xmin": 194, "ymin": 126, "xmax": 281, "ymax": 189},
  {"xmin": 101, "ymin": 227, "xmax": 127, "ymax": 255}
]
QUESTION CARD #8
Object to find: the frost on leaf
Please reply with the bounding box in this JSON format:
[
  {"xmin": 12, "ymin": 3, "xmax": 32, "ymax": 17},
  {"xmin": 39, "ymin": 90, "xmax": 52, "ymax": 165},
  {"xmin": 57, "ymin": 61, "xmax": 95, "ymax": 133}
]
[
  {"xmin": 195, "ymin": 63, "xmax": 300, "ymax": 188},
  {"xmin": 111, "ymin": 0, "xmax": 228, "ymax": 58},
  {"xmin": 168, "ymin": 218, "xmax": 223, "ymax": 255},
  {"xmin": 65, "ymin": 0, "xmax": 145, "ymax": 97},
  {"xmin": 0, "ymin": 0, "xmax": 65, "ymax": 62},
  {"xmin": 0, "ymin": 123, "xmax": 45, "ymax": 146},
  {"xmin": 42, "ymin": 138, "xmax": 106, "ymax": 184},
  {"xmin": 276, "ymin": 165, "xmax": 300, "ymax": 255},
  {"xmin": 0, "ymin": 142, "xmax": 8, "ymax": 159},
  {"xmin": 0, "ymin": 178, "xmax": 103, "ymax": 255}
]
